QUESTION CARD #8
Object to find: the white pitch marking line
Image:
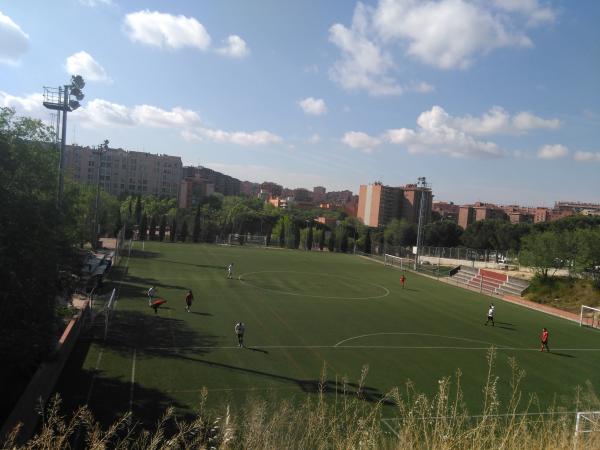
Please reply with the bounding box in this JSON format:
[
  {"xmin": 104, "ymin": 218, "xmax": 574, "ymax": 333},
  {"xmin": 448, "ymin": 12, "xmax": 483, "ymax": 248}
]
[
  {"xmin": 145, "ymin": 344, "xmax": 600, "ymax": 352},
  {"xmin": 334, "ymin": 332, "xmax": 497, "ymax": 348},
  {"xmin": 129, "ymin": 348, "xmax": 137, "ymax": 413}
]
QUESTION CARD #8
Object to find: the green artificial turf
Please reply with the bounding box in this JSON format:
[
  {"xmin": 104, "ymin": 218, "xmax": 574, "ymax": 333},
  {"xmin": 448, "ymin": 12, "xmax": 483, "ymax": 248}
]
[{"xmin": 54, "ymin": 241, "xmax": 600, "ymax": 426}]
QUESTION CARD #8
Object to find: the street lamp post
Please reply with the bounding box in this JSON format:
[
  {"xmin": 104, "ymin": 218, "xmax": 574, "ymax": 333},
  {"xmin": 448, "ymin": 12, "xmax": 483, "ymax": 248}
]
[{"xmin": 43, "ymin": 75, "xmax": 85, "ymax": 205}]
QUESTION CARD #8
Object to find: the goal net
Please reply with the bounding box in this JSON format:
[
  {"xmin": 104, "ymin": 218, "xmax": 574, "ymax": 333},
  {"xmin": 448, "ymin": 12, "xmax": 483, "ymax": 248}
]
[
  {"xmin": 580, "ymin": 305, "xmax": 600, "ymax": 329},
  {"xmin": 575, "ymin": 411, "xmax": 600, "ymax": 448},
  {"xmin": 228, "ymin": 234, "xmax": 267, "ymax": 246},
  {"xmin": 384, "ymin": 254, "xmax": 414, "ymax": 270}
]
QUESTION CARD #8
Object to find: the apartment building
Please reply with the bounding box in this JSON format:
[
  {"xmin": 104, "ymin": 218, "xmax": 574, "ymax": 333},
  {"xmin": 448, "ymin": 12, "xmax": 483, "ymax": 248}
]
[
  {"xmin": 179, "ymin": 176, "xmax": 215, "ymax": 209},
  {"xmin": 63, "ymin": 145, "xmax": 182, "ymax": 198},
  {"xmin": 358, "ymin": 182, "xmax": 432, "ymax": 228},
  {"xmin": 458, "ymin": 202, "xmax": 508, "ymax": 229},
  {"xmin": 183, "ymin": 166, "xmax": 241, "ymax": 196}
]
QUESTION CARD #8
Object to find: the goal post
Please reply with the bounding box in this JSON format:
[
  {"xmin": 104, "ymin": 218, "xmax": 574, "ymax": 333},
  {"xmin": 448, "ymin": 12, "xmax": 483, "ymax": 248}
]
[
  {"xmin": 227, "ymin": 234, "xmax": 267, "ymax": 247},
  {"xmin": 580, "ymin": 305, "xmax": 600, "ymax": 328},
  {"xmin": 575, "ymin": 411, "xmax": 600, "ymax": 448},
  {"xmin": 384, "ymin": 254, "xmax": 413, "ymax": 271}
]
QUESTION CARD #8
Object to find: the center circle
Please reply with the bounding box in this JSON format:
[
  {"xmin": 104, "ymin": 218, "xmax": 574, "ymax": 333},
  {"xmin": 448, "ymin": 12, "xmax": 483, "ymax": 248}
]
[{"xmin": 238, "ymin": 270, "xmax": 389, "ymax": 300}]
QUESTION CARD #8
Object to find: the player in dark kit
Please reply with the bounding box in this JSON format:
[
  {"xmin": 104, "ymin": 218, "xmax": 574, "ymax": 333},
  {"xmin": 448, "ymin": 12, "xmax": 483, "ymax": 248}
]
[{"xmin": 185, "ymin": 290, "xmax": 194, "ymax": 312}]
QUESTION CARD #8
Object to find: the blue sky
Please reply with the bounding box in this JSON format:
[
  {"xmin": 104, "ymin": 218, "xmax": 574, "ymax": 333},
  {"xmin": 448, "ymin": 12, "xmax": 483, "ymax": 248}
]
[{"xmin": 1, "ymin": 0, "xmax": 599, "ymax": 206}]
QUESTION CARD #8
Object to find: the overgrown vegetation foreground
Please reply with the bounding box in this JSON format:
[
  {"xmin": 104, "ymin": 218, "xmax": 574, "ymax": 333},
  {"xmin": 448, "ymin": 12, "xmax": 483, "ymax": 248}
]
[{"xmin": 5, "ymin": 350, "xmax": 600, "ymax": 449}]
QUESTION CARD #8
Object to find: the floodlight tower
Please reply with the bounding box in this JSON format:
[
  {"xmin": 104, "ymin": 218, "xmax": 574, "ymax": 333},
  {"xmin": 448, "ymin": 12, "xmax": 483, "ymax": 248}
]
[
  {"xmin": 414, "ymin": 177, "xmax": 429, "ymax": 270},
  {"xmin": 43, "ymin": 75, "xmax": 85, "ymax": 204}
]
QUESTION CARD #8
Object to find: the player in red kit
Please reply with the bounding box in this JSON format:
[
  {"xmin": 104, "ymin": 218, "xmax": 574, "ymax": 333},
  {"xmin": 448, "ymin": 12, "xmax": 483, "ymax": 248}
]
[
  {"xmin": 540, "ymin": 327, "xmax": 550, "ymax": 352},
  {"xmin": 400, "ymin": 275, "xmax": 406, "ymax": 289}
]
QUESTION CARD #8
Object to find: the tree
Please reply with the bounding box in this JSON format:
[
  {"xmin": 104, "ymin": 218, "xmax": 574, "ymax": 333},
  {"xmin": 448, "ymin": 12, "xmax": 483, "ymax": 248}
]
[
  {"xmin": 293, "ymin": 221, "xmax": 301, "ymax": 249},
  {"xmin": 520, "ymin": 230, "xmax": 568, "ymax": 279},
  {"xmin": 170, "ymin": 218, "xmax": 177, "ymax": 242},
  {"xmin": 139, "ymin": 213, "xmax": 148, "ymax": 241},
  {"xmin": 134, "ymin": 195, "xmax": 142, "ymax": 225},
  {"xmin": 148, "ymin": 215, "xmax": 157, "ymax": 241},
  {"xmin": 337, "ymin": 224, "xmax": 349, "ymax": 253},
  {"xmin": 114, "ymin": 209, "xmax": 123, "ymax": 238},
  {"xmin": 328, "ymin": 231, "xmax": 335, "ymax": 252},
  {"xmin": 0, "ymin": 107, "xmax": 80, "ymax": 413},
  {"xmin": 306, "ymin": 224, "xmax": 314, "ymax": 251},
  {"xmin": 128, "ymin": 197, "xmax": 133, "ymax": 219},
  {"xmin": 192, "ymin": 205, "xmax": 202, "ymax": 243},
  {"xmin": 423, "ymin": 220, "xmax": 463, "ymax": 247},
  {"xmin": 318, "ymin": 227, "xmax": 326, "ymax": 251},
  {"xmin": 179, "ymin": 219, "xmax": 189, "ymax": 242},
  {"xmin": 384, "ymin": 219, "xmax": 417, "ymax": 247},
  {"xmin": 364, "ymin": 228, "xmax": 372, "ymax": 254},
  {"xmin": 158, "ymin": 215, "xmax": 167, "ymax": 242}
]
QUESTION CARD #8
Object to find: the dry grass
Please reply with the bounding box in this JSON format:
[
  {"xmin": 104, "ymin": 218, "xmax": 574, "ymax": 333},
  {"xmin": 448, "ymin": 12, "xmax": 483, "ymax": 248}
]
[{"xmin": 4, "ymin": 349, "xmax": 599, "ymax": 450}]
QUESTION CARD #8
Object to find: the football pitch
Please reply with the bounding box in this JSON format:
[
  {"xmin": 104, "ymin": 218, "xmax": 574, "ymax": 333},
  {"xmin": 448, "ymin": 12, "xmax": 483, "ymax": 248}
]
[{"xmin": 54, "ymin": 241, "xmax": 600, "ymax": 426}]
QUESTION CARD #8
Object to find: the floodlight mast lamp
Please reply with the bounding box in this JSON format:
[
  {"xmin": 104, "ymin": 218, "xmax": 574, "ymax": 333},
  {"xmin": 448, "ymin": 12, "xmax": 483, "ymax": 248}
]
[
  {"xmin": 414, "ymin": 177, "xmax": 429, "ymax": 271},
  {"xmin": 42, "ymin": 75, "xmax": 85, "ymax": 205}
]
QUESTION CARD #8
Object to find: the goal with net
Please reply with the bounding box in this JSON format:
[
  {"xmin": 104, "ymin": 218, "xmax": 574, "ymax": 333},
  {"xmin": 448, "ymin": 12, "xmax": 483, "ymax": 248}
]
[
  {"xmin": 227, "ymin": 234, "xmax": 267, "ymax": 246},
  {"xmin": 384, "ymin": 254, "xmax": 414, "ymax": 270},
  {"xmin": 580, "ymin": 305, "xmax": 600, "ymax": 328},
  {"xmin": 575, "ymin": 411, "xmax": 600, "ymax": 447}
]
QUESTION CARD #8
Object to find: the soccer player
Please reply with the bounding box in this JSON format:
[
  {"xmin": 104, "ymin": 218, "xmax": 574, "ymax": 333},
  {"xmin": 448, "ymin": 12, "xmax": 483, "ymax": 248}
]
[
  {"xmin": 227, "ymin": 263, "xmax": 234, "ymax": 279},
  {"xmin": 234, "ymin": 321, "xmax": 245, "ymax": 347},
  {"xmin": 400, "ymin": 274, "xmax": 406, "ymax": 289},
  {"xmin": 540, "ymin": 327, "xmax": 550, "ymax": 352},
  {"xmin": 485, "ymin": 304, "xmax": 495, "ymax": 326},
  {"xmin": 147, "ymin": 285, "xmax": 156, "ymax": 306},
  {"xmin": 185, "ymin": 290, "xmax": 194, "ymax": 313}
]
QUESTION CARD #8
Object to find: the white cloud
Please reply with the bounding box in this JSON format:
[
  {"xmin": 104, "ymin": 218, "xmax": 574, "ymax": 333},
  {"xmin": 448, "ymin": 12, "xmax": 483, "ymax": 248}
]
[
  {"xmin": 66, "ymin": 51, "xmax": 110, "ymax": 82},
  {"xmin": 329, "ymin": 3, "xmax": 402, "ymax": 96},
  {"xmin": 573, "ymin": 151, "xmax": 600, "ymax": 162},
  {"xmin": 537, "ymin": 144, "xmax": 568, "ymax": 159},
  {"xmin": 75, "ymin": 99, "xmax": 201, "ymax": 129},
  {"xmin": 132, "ymin": 105, "xmax": 201, "ymax": 128},
  {"xmin": 124, "ymin": 10, "xmax": 211, "ymax": 50},
  {"xmin": 385, "ymin": 106, "xmax": 504, "ymax": 158},
  {"xmin": 493, "ymin": 0, "xmax": 556, "ymax": 25},
  {"xmin": 373, "ymin": 0, "xmax": 533, "ymax": 70},
  {"xmin": 342, "ymin": 131, "xmax": 381, "ymax": 152},
  {"xmin": 76, "ymin": 99, "xmax": 136, "ymax": 127},
  {"xmin": 407, "ymin": 81, "xmax": 435, "ymax": 93},
  {"xmin": 200, "ymin": 129, "xmax": 282, "ymax": 146},
  {"xmin": 0, "ymin": 12, "xmax": 29, "ymax": 64},
  {"xmin": 328, "ymin": 0, "xmax": 551, "ymax": 94},
  {"xmin": 308, "ymin": 133, "xmax": 321, "ymax": 144},
  {"xmin": 298, "ymin": 97, "xmax": 327, "ymax": 115},
  {"xmin": 0, "ymin": 91, "xmax": 43, "ymax": 114},
  {"xmin": 451, "ymin": 106, "xmax": 560, "ymax": 135},
  {"xmin": 512, "ymin": 111, "xmax": 560, "ymax": 131},
  {"xmin": 79, "ymin": 0, "xmax": 112, "ymax": 6},
  {"xmin": 217, "ymin": 35, "xmax": 249, "ymax": 58}
]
